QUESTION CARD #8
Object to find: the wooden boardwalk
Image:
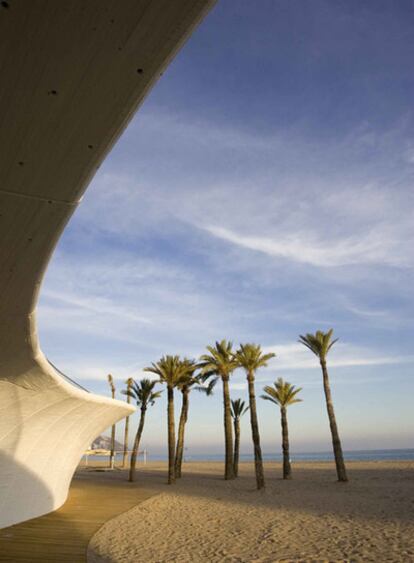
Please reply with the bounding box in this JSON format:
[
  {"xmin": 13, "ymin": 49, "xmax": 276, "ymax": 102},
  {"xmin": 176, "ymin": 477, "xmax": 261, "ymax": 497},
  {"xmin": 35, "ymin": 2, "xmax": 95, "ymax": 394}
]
[{"xmin": 0, "ymin": 466, "xmax": 160, "ymax": 563}]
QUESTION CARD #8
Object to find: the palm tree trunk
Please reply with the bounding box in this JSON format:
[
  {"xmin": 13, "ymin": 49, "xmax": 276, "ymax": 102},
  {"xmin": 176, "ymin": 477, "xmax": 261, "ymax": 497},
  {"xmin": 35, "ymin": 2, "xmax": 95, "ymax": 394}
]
[
  {"xmin": 247, "ymin": 372, "xmax": 265, "ymax": 489},
  {"xmin": 280, "ymin": 406, "xmax": 291, "ymax": 479},
  {"xmin": 320, "ymin": 360, "xmax": 348, "ymax": 482},
  {"xmin": 129, "ymin": 407, "xmax": 146, "ymax": 482},
  {"xmin": 110, "ymin": 423, "xmax": 116, "ymax": 468},
  {"xmin": 233, "ymin": 418, "xmax": 240, "ymax": 477},
  {"xmin": 167, "ymin": 385, "xmax": 176, "ymax": 484},
  {"xmin": 222, "ymin": 375, "xmax": 235, "ymax": 480},
  {"xmin": 122, "ymin": 393, "xmax": 132, "ymax": 468},
  {"xmin": 175, "ymin": 388, "xmax": 189, "ymax": 478},
  {"xmin": 109, "ymin": 384, "xmax": 116, "ymax": 469}
]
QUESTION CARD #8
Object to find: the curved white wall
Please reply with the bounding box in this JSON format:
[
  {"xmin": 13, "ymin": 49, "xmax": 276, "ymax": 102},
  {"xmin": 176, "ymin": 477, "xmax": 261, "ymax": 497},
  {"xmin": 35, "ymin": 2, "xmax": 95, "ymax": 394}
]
[{"xmin": 0, "ymin": 0, "xmax": 213, "ymax": 529}]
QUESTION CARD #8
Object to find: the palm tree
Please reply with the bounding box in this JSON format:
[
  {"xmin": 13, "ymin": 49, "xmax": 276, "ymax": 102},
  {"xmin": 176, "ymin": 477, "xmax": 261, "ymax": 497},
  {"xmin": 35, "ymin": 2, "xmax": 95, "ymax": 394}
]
[
  {"xmin": 230, "ymin": 399, "xmax": 249, "ymax": 477},
  {"xmin": 299, "ymin": 329, "xmax": 348, "ymax": 482},
  {"xmin": 235, "ymin": 344, "xmax": 275, "ymax": 489},
  {"xmin": 261, "ymin": 378, "xmax": 302, "ymax": 479},
  {"xmin": 199, "ymin": 340, "xmax": 239, "ymax": 480},
  {"xmin": 144, "ymin": 355, "xmax": 188, "ymax": 484},
  {"xmin": 107, "ymin": 374, "xmax": 116, "ymax": 469},
  {"xmin": 122, "ymin": 378, "xmax": 161, "ymax": 482},
  {"xmin": 122, "ymin": 377, "xmax": 134, "ymax": 468},
  {"xmin": 174, "ymin": 359, "xmax": 200, "ymax": 478}
]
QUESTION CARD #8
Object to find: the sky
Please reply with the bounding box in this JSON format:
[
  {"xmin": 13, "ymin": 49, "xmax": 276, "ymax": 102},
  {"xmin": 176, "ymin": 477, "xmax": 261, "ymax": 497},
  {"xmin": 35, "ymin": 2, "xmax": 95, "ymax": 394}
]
[{"xmin": 38, "ymin": 0, "xmax": 414, "ymax": 456}]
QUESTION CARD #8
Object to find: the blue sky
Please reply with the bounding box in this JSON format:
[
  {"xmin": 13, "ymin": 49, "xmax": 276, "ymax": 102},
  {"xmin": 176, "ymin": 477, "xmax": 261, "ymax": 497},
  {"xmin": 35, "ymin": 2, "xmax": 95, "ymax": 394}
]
[{"xmin": 38, "ymin": 1, "xmax": 414, "ymax": 455}]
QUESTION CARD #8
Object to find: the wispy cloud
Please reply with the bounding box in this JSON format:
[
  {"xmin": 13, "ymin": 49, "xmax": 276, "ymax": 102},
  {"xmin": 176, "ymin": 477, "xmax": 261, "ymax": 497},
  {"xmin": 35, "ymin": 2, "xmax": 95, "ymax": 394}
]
[
  {"xmin": 43, "ymin": 290, "xmax": 152, "ymax": 325},
  {"xmin": 73, "ymin": 109, "xmax": 414, "ymax": 279},
  {"xmin": 63, "ymin": 361, "xmax": 156, "ymax": 382},
  {"xmin": 204, "ymin": 225, "xmax": 399, "ymax": 268},
  {"xmin": 40, "ymin": 112, "xmax": 414, "ymax": 387},
  {"xmin": 262, "ymin": 342, "xmax": 414, "ymax": 371}
]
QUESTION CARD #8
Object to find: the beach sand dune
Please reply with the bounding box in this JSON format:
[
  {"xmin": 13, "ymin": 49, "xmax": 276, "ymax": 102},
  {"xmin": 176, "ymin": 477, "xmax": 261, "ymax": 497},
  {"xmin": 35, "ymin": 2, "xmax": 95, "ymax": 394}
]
[{"xmin": 87, "ymin": 461, "xmax": 414, "ymax": 563}]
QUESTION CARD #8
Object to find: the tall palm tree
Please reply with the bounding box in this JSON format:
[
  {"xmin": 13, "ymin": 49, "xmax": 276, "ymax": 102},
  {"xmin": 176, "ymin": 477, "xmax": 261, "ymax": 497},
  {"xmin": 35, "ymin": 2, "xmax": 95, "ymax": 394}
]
[
  {"xmin": 199, "ymin": 340, "xmax": 239, "ymax": 480},
  {"xmin": 174, "ymin": 359, "xmax": 200, "ymax": 479},
  {"xmin": 107, "ymin": 374, "xmax": 116, "ymax": 469},
  {"xmin": 261, "ymin": 378, "xmax": 302, "ymax": 479},
  {"xmin": 144, "ymin": 355, "xmax": 188, "ymax": 484},
  {"xmin": 122, "ymin": 377, "xmax": 134, "ymax": 468},
  {"xmin": 122, "ymin": 378, "xmax": 161, "ymax": 482},
  {"xmin": 299, "ymin": 329, "xmax": 348, "ymax": 482},
  {"xmin": 230, "ymin": 399, "xmax": 249, "ymax": 477},
  {"xmin": 235, "ymin": 344, "xmax": 275, "ymax": 489}
]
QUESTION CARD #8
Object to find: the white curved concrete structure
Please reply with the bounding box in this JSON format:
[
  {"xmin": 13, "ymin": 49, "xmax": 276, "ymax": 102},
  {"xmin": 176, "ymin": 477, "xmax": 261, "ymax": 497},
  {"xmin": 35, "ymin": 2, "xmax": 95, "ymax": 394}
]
[{"xmin": 0, "ymin": 0, "xmax": 213, "ymax": 529}]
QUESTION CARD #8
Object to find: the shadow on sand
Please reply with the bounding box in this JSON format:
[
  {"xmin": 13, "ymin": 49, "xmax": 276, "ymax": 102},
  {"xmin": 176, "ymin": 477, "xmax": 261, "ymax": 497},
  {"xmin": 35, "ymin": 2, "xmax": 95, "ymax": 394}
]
[{"xmin": 114, "ymin": 460, "xmax": 414, "ymax": 524}]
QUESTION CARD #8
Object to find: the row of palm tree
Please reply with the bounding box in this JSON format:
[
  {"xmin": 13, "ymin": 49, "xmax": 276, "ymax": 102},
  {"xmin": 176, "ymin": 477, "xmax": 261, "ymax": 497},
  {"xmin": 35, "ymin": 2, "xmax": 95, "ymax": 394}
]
[
  {"xmin": 109, "ymin": 329, "xmax": 348, "ymax": 486},
  {"xmin": 197, "ymin": 341, "xmax": 278, "ymax": 488},
  {"xmin": 143, "ymin": 356, "xmax": 197, "ymax": 484},
  {"xmin": 229, "ymin": 380, "xmax": 304, "ymax": 480}
]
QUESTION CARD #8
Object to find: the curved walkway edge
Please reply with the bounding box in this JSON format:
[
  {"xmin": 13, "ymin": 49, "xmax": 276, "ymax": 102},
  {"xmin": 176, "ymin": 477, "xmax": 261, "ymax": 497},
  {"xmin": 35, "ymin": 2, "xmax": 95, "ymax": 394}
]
[{"xmin": 0, "ymin": 468, "xmax": 159, "ymax": 563}]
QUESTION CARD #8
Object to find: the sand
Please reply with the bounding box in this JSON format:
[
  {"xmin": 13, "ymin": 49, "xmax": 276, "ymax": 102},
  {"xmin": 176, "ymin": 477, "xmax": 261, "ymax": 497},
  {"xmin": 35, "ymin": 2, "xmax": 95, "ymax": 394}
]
[{"xmin": 87, "ymin": 461, "xmax": 414, "ymax": 563}]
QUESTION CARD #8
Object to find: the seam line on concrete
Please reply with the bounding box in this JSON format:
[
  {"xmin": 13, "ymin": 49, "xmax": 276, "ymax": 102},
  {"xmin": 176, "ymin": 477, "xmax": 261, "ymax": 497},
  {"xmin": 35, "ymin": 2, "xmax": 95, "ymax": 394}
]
[{"xmin": 0, "ymin": 188, "xmax": 80, "ymax": 206}]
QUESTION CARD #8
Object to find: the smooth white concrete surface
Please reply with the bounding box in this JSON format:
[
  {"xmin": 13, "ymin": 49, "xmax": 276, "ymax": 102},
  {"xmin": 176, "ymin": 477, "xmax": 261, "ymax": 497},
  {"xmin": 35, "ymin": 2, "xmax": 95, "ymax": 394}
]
[{"xmin": 0, "ymin": 0, "xmax": 213, "ymax": 528}]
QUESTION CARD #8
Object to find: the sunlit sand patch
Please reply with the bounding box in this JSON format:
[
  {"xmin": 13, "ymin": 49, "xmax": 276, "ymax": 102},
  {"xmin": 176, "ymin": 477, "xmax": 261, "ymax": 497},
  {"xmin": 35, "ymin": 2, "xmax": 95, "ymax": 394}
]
[{"xmin": 87, "ymin": 461, "xmax": 414, "ymax": 562}]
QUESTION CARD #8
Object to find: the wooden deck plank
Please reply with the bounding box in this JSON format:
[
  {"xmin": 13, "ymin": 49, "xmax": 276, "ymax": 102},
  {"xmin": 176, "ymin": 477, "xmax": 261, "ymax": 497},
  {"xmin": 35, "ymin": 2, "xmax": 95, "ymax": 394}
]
[{"xmin": 0, "ymin": 466, "xmax": 160, "ymax": 563}]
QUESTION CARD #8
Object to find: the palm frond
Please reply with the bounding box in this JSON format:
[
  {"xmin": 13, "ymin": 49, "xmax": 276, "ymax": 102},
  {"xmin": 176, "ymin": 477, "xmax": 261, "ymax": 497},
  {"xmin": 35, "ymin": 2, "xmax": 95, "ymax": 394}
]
[
  {"xmin": 143, "ymin": 355, "xmax": 190, "ymax": 388},
  {"xmin": 260, "ymin": 394, "xmax": 279, "ymax": 406},
  {"xmin": 231, "ymin": 398, "xmax": 249, "ymax": 419},
  {"xmin": 299, "ymin": 329, "xmax": 337, "ymax": 361},
  {"xmin": 196, "ymin": 377, "xmax": 218, "ymax": 396},
  {"xmin": 126, "ymin": 378, "xmax": 162, "ymax": 409},
  {"xmin": 261, "ymin": 378, "xmax": 303, "ymax": 408},
  {"xmin": 235, "ymin": 343, "xmax": 276, "ymax": 373},
  {"xmin": 176, "ymin": 358, "xmax": 200, "ymax": 391},
  {"xmin": 107, "ymin": 373, "xmax": 116, "ymax": 394},
  {"xmin": 199, "ymin": 340, "xmax": 238, "ymax": 379}
]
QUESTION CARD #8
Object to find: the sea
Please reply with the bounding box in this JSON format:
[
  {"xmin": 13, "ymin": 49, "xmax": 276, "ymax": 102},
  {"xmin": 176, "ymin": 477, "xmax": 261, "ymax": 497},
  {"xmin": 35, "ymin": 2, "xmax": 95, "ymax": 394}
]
[{"xmin": 82, "ymin": 448, "xmax": 414, "ymax": 464}]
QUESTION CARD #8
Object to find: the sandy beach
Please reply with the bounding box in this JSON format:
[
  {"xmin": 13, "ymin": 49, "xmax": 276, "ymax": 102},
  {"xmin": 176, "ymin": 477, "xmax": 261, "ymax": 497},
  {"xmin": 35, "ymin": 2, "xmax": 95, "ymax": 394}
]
[{"xmin": 86, "ymin": 460, "xmax": 414, "ymax": 563}]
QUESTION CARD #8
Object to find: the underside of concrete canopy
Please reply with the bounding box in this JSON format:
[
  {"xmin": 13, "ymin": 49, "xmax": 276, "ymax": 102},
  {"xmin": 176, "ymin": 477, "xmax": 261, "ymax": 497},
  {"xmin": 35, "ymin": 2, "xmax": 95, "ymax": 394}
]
[{"xmin": 0, "ymin": 0, "xmax": 214, "ymax": 528}]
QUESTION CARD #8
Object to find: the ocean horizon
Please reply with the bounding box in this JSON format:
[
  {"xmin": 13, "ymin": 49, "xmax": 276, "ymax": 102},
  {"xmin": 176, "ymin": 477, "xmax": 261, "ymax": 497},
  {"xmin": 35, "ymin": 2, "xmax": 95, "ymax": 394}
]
[{"xmin": 83, "ymin": 448, "xmax": 414, "ymax": 463}]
